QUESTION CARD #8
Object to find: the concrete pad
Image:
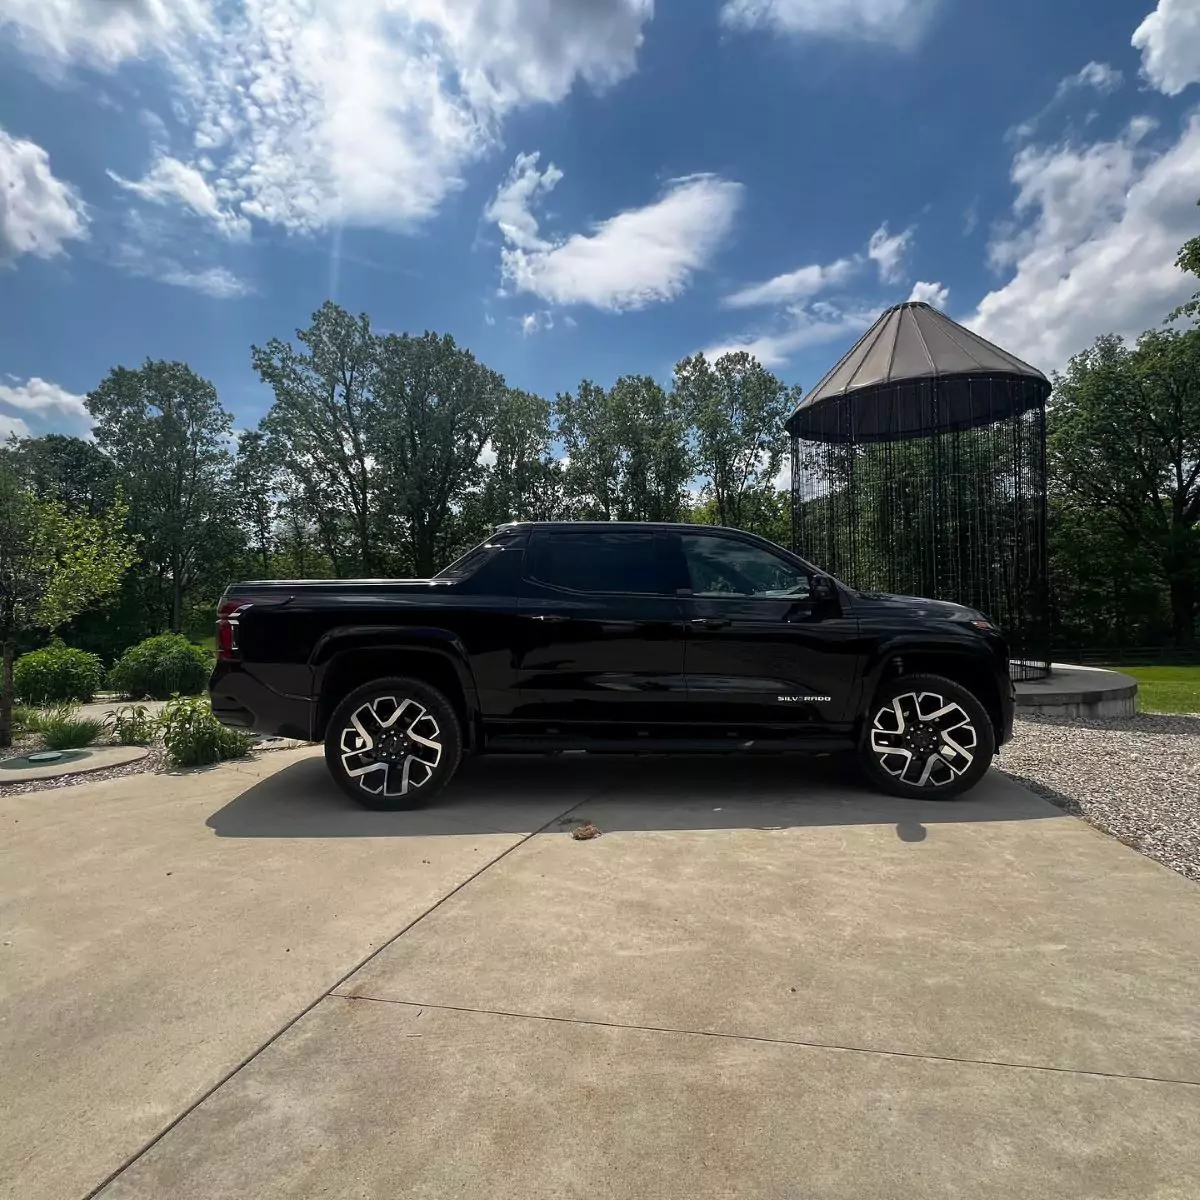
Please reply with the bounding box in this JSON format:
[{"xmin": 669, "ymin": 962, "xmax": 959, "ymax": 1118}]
[
  {"xmin": 342, "ymin": 757, "xmax": 1200, "ymax": 1084},
  {"xmin": 99, "ymin": 997, "xmax": 1200, "ymax": 1200},
  {"xmin": 0, "ymin": 744, "xmax": 148, "ymax": 783},
  {"xmin": 0, "ymin": 748, "xmax": 604, "ymax": 1200}
]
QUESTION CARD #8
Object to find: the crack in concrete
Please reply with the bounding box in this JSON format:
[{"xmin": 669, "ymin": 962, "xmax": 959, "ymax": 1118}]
[
  {"xmin": 338, "ymin": 993, "xmax": 1200, "ymax": 1091},
  {"xmin": 82, "ymin": 773, "xmax": 630, "ymax": 1200}
]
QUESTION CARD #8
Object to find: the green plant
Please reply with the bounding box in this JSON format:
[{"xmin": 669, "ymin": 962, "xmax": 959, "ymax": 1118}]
[
  {"xmin": 108, "ymin": 634, "xmax": 213, "ymax": 700},
  {"xmin": 14, "ymin": 642, "xmax": 106, "ymax": 705},
  {"xmin": 107, "ymin": 704, "xmax": 161, "ymax": 746},
  {"xmin": 160, "ymin": 696, "xmax": 253, "ymax": 768},
  {"xmin": 38, "ymin": 704, "xmax": 106, "ymax": 750},
  {"xmin": 11, "ymin": 704, "xmax": 37, "ymax": 736}
]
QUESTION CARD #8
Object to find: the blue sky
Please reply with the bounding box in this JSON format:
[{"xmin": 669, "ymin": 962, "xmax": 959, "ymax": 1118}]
[{"xmin": 1, "ymin": 0, "xmax": 1198, "ymax": 446}]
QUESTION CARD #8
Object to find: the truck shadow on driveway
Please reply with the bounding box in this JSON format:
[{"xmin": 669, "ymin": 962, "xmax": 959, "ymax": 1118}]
[{"xmin": 207, "ymin": 752, "xmax": 1062, "ymax": 839}]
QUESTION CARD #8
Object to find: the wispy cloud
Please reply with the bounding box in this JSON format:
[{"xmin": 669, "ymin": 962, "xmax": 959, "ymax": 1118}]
[
  {"xmin": 720, "ymin": 0, "xmax": 940, "ymax": 49},
  {"xmin": 724, "ymin": 257, "xmax": 858, "ymax": 309},
  {"xmin": 487, "ymin": 152, "xmax": 743, "ymax": 312}
]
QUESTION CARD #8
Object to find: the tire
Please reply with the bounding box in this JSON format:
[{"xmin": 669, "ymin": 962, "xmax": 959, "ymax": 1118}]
[
  {"xmin": 858, "ymin": 673, "xmax": 995, "ymax": 800},
  {"xmin": 324, "ymin": 676, "xmax": 462, "ymax": 810}
]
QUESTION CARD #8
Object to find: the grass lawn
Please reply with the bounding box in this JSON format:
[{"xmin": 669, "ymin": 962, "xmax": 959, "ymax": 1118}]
[{"xmin": 1114, "ymin": 665, "xmax": 1200, "ymax": 714}]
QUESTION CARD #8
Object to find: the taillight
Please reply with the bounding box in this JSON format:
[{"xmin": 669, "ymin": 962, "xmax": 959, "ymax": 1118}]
[{"xmin": 216, "ymin": 599, "xmax": 250, "ymax": 660}]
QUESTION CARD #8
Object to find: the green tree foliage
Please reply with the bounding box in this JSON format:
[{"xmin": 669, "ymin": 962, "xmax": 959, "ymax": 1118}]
[
  {"xmin": 0, "ymin": 469, "xmax": 136, "ymax": 747},
  {"xmin": 253, "ymin": 303, "xmax": 381, "ymax": 576},
  {"xmin": 0, "ymin": 434, "xmax": 118, "ymax": 516},
  {"xmin": 674, "ymin": 351, "xmax": 794, "ymax": 531},
  {"xmin": 86, "ymin": 360, "xmax": 236, "ymax": 632},
  {"xmin": 558, "ymin": 375, "xmax": 691, "ymax": 521},
  {"xmin": 1048, "ymin": 327, "xmax": 1200, "ymax": 643},
  {"xmin": 232, "ymin": 430, "xmax": 279, "ymax": 577},
  {"xmin": 372, "ymin": 331, "xmax": 509, "ymax": 576}
]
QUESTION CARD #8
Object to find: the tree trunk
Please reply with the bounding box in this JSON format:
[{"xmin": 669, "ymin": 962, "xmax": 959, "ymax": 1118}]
[
  {"xmin": 172, "ymin": 568, "xmax": 183, "ymax": 633},
  {"xmin": 1169, "ymin": 576, "xmax": 1196, "ymax": 646},
  {"xmin": 0, "ymin": 639, "xmax": 14, "ymax": 751}
]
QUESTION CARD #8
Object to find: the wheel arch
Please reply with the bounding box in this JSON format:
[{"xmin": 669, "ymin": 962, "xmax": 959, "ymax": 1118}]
[
  {"xmin": 312, "ymin": 633, "xmax": 480, "ymax": 748},
  {"xmin": 863, "ymin": 646, "xmax": 1004, "ymax": 743}
]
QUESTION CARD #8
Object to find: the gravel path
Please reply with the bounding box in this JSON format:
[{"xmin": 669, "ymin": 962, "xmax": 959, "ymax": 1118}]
[{"xmin": 1002, "ymin": 713, "xmax": 1200, "ymax": 884}]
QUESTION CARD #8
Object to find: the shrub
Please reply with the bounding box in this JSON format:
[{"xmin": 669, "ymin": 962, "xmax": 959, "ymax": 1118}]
[
  {"xmin": 108, "ymin": 634, "xmax": 213, "ymax": 700},
  {"xmin": 160, "ymin": 696, "xmax": 254, "ymax": 768},
  {"xmin": 14, "ymin": 643, "xmax": 106, "ymax": 704},
  {"xmin": 38, "ymin": 705, "xmax": 106, "ymax": 751},
  {"xmin": 107, "ymin": 704, "xmax": 160, "ymax": 746}
]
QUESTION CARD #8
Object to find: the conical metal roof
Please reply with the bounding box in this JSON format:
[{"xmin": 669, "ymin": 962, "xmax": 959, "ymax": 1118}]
[{"xmin": 785, "ymin": 301, "xmax": 1050, "ymax": 443}]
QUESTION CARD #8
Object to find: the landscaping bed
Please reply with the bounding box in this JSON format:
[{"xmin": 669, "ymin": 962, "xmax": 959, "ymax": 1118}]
[{"xmin": 1002, "ymin": 713, "xmax": 1200, "ymax": 883}]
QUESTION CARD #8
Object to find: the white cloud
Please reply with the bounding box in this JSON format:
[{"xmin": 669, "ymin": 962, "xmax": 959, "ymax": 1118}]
[
  {"xmin": 0, "ymin": 412, "xmax": 32, "ymax": 440},
  {"xmin": 489, "ymin": 153, "xmax": 743, "ymax": 311},
  {"xmin": 1056, "ymin": 61, "xmax": 1124, "ymax": 100},
  {"xmin": 969, "ymin": 114, "xmax": 1200, "ymax": 371},
  {"xmin": 724, "ymin": 257, "xmax": 857, "ymax": 308},
  {"xmin": 0, "ymin": 0, "xmax": 211, "ymax": 72},
  {"xmin": 0, "ymin": 127, "xmax": 88, "ymax": 266},
  {"xmin": 3, "ymin": 1, "xmax": 654, "ymax": 237},
  {"xmin": 867, "ymin": 222, "xmax": 912, "ymax": 283},
  {"xmin": 109, "ymin": 154, "xmax": 249, "ymax": 240},
  {"xmin": 1133, "ymin": 0, "xmax": 1200, "ymax": 96},
  {"xmin": 157, "ymin": 264, "xmax": 252, "ymax": 298},
  {"xmin": 109, "ymin": 213, "xmax": 252, "ymax": 297},
  {"xmin": 703, "ymin": 302, "xmax": 877, "ymax": 369},
  {"xmin": 519, "ymin": 310, "xmax": 554, "ymax": 335},
  {"xmin": 0, "ymin": 377, "xmax": 91, "ymax": 438},
  {"xmin": 720, "ymin": 0, "xmax": 938, "ymax": 48},
  {"xmin": 908, "ymin": 280, "xmax": 949, "ymax": 308}
]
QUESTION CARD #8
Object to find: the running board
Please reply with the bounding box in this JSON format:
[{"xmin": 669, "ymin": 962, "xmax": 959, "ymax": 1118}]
[{"xmin": 483, "ymin": 735, "xmax": 855, "ymax": 755}]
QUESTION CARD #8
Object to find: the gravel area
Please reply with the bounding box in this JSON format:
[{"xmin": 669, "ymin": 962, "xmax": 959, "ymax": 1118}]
[{"xmin": 1002, "ymin": 713, "xmax": 1200, "ymax": 883}]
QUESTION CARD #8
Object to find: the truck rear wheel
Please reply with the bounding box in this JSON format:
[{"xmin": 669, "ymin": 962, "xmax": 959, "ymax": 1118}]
[
  {"xmin": 859, "ymin": 673, "xmax": 994, "ymax": 800},
  {"xmin": 324, "ymin": 676, "xmax": 462, "ymax": 810}
]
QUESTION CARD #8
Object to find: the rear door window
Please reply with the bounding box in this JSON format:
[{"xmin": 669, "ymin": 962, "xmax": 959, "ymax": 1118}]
[{"xmin": 530, "ymin": 531, "xmax": 667, "ymax": 595}]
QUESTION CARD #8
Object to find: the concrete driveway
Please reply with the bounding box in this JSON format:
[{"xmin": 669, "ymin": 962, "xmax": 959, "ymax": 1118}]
[{"xmin": 2, "ymin": 751, "xmax": 1199, "ymax": 1199}]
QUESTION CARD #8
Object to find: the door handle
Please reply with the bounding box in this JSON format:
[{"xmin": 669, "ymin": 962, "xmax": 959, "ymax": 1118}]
[
  {"xmin": 690, "ymin": 617, "xmax": 730, "ymax": 629},
  {"xmin": 530, "ymin": 614, "xmax": 569, "ymax": 623}
]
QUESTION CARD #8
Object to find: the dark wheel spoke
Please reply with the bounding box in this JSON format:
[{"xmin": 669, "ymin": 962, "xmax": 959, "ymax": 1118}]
[{"xmin": 339, "ymin": 694, "xmax": 443, "ymax": 797}]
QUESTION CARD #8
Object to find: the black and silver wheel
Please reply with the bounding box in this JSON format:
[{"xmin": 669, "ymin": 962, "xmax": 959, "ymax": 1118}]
[
  {"xmin": 324, "ymin": 677, "xmax": 462, "ymax": 810},
  {"xmin": 859, "ymin": 673, "xmax": 994, "ymax": 799}
]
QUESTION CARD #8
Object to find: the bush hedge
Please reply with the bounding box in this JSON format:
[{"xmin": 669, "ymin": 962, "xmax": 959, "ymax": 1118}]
[
  {"xmin": 108, "ymin": 634, "xmax": 213, "ymax": 700},
  {"xmin": 14, "ymin": 643, "xmax": 106, "ymax": 704}
]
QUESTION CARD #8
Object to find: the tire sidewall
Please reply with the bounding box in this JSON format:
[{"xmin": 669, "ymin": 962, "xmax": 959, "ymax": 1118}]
[
  {"xmin": 324, "ymin": 676, "xmax": 462, "ymax": 809},
  {"xmin": 859, "ymin": 674, "xmax": 995, "ymax": 800}
]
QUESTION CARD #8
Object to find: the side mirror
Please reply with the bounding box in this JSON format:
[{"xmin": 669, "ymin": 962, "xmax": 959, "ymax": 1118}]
[{"xmin": 810, "ymin": 575, "xmax": 836, "ymax": 601}]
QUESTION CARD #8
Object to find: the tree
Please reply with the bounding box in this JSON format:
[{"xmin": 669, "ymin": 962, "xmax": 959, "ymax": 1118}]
[
  {"xmin": 253, "ymin": 303, "xmax": 380, "ymax": 577},
  {"xmin": 372, "ymin": 331, "xmax": 508, "ymax": 575},
  {"xmin": 0, "ymin": 468, "xmax": 136, "ymax": 747},
  {"xmin": 472, "ymin": 389, "xmax": 565, "ymax": 529},
  {"xmin": 557, "ymin": 376, "xmax": 691, "ymax": 521},
  {"xmin": 232, "ymin": 430, "xmax": 278, "ymax": 577},
  {"xmin": 86, "ymin": 360, "xmax": 236, "ymax": 632},
  {"xmin": 673, "ymin": 351, "xmax": 793, "ymax": 531},
  {"xmin": 0, "ymin": 434, "xmax": 118, "ymax": 516},
  {"xmin": 1048, "ymin": 327, "xmax": 1200, "ymax": 643},
  {"xmin": 1170, "ymin": 198, "xmax": 1199, "ymax": 322}
]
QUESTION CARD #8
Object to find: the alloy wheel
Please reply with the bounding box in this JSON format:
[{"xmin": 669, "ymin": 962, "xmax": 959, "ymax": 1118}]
[
  {"xmin": 338, "ymin": 695, "xmax": 443, "ymax": 798},
  {"xmin": 869, "ymin": 691, "xmax": 978, "ymax": 789}
]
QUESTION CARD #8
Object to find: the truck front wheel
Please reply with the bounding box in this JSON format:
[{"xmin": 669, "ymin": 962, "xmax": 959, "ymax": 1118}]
[
  {"xmin": 324, "ymin": 676, "xmax": 462, "ymax": 810},
  {"xmin": 859, "ymin": 673, "xmax": 995, "ymax": 799}
]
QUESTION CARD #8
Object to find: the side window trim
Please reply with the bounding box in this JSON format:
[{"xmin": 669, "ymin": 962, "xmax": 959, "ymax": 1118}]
[{"xmin": 525, "ymin": 530, "xmax": 676, "ymax": 597}]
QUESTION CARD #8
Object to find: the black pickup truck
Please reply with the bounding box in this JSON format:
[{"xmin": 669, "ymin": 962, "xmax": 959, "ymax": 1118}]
[{"xmin": 210, "ymin": 521, "xmax": 1014, "ymax": 808}]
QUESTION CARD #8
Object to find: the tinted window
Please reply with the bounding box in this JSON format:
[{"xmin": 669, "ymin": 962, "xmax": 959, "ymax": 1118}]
[
  {"xmin": 532, "ymin": 531, "xmax": 665, "ymax": 594},
  {"xmin": 681, "ymin": 534, "xmax": 810, "ymax": 598}
]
